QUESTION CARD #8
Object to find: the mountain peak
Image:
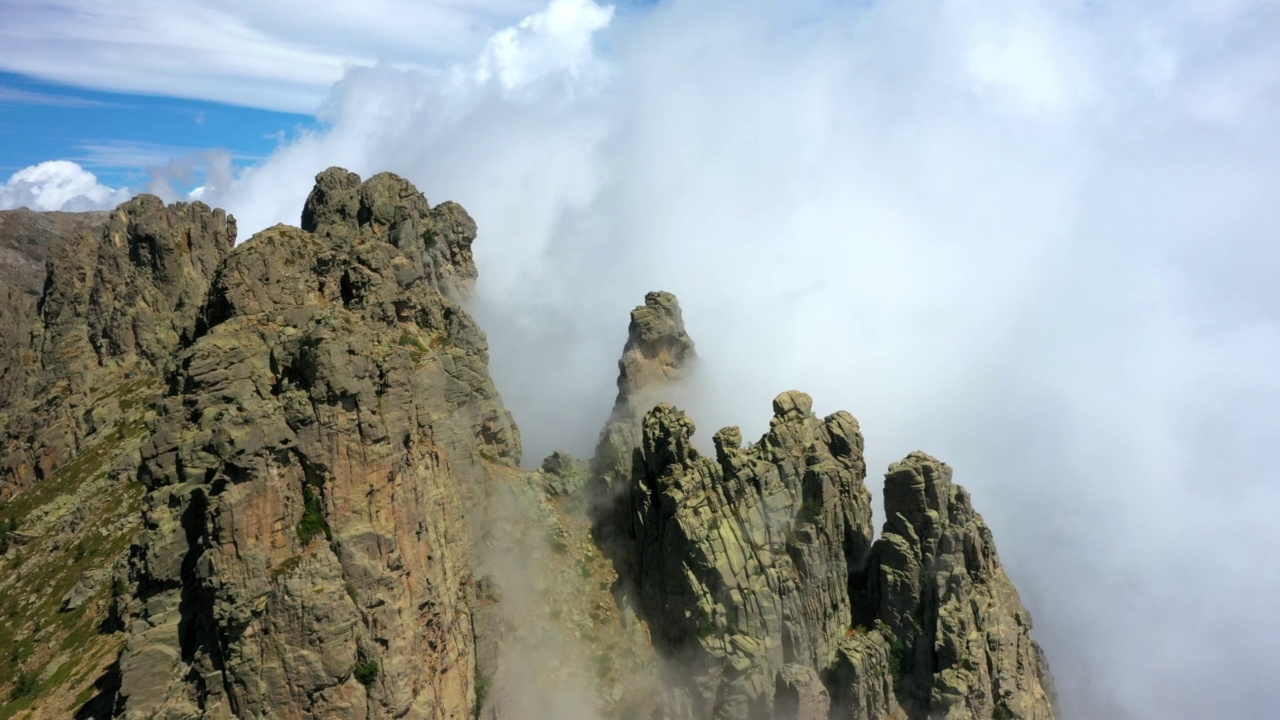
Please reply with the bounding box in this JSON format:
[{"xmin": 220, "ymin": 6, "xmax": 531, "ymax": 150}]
[
  {"xmin": 0, "ymin": 171, "xmax": 1055, "ymax": 720},
  {"xmin": 612, "ymin": 290, "xmax": 695, "ymax": 422}
]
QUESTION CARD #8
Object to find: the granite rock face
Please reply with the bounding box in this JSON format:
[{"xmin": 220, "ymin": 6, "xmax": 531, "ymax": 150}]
[
  {"xmin": 0, "ymin": 208, "xmax": 109, "ymax": 406},
  {"xmin": 866, "ymin": 453, "xmax": 1056, "ymax": 719},
  {"xmin": 112, "ymin": 168, "xmax": 519, "ymax": 719},
  {"xmin": 0, "ymin": 198, "xmax": 234, "ymax": 500},
  {"xmin": 1, "ymin": 170, "xmax": 1056, "ymax": 720},
  {"xmin": 591, "ymin": 292, "xmax": 1056, "ymax": 720},
  {"xmin": 621, "ymin": 397, "xmax": 881, "ymax": 718},
  {"xmin": 0, "ymin": 207, "xmax": 110, "ymax": 295}
]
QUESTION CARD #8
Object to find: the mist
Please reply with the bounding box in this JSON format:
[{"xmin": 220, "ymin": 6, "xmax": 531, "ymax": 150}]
[{"xmin": 130, "ymin": 0, "xmax": 1280, "ymax": 717}]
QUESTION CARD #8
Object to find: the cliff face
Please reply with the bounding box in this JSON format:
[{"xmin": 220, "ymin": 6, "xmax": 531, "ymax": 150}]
[
  {"xmin": 0, "ymin": 198, "xmax": 235, "ymax": 500},
  {"xmin": 115, "ymin": 168, "xmax": 518, "ymax": 719},
  {"xmin": 0, "ymin": 169, "xmax": 1054, "ymax": 720},
  {"xmin": 0, "ymin": 208, "xmax": 109, "ymax": 409},
  {"xmin": 0, "ymin": 199, "xmax": 233, "ymax": 718},
  {"xmin": 867, "ymin": 454, "xmax": 1057, "ymax": 719},
  {"xmin": 0, "ymin": 208, "xmax": 111, "ymax": 296}
]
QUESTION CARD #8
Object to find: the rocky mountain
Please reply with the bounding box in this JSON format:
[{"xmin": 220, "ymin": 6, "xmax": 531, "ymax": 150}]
[
  {"xmin": 0, "ymin": 208, "xmax": 111, "ymax": 296},
  {"xmin": 0, "ymin": 169, "xmax": 1056, "ymax": 719}
]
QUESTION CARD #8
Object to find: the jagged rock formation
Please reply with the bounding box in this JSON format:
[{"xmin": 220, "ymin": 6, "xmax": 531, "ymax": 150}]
[
  {"xmin": 114, "ymin": 168, "xmax": 518, "ymax": 719},
  {"xmin": 0, "ymin": 198, "xmax": 234, "ymax": 500},
  {"xmin": 0, "ymin": 201, "xmax": 230, "ymax": 717},
  {"xmin": 0, "ymin": 169, "xmax": 1055, "ymax": 720},
  {"xmin": 591, "ymin": 294, "xmax": 1056, "ymax": 720},
  {"xmin": 865, "ymin": 453, "xmax": 1056, "ymax": 719},
  {"xmin": 621, "ymin": 396, "xmax": 884, "ymax": 718},
  {"xmin": 593, "ymin": 291, "xmax": 696, "ymax": 486}
]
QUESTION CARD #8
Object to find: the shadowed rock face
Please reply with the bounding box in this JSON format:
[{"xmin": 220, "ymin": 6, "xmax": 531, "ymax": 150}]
[{"xmin": 113, "ymin": 168, "xmax": 519, "ymax": 719}]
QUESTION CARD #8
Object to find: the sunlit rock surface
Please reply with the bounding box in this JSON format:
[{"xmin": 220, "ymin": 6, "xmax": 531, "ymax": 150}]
[{"xmin": 0, "ymin": 169, "xmax": 1054, "ymax": 720}]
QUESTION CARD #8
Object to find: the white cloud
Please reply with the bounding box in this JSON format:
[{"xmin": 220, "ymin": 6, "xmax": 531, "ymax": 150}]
[
  {"xmin": 0, "ymin": 160, "xmax": 132, "ymax": 211},
  {"xmin": 475, "ymin": 0, "xmax": 614, "ymax": 93},
  {"xmin": 192, "ymin": 1, "xmax": 1280, "ymax": 716},
  {"xmin": 10, "ymin": 0, "xmax": 1280, "ymax": 717},
  {"xmin": 0, "ymin": 84, "xmax": 119, "ymax": 108},
  {"xmin": 0, "ymin": 0, "xmax": 549, "ymax": 112}
]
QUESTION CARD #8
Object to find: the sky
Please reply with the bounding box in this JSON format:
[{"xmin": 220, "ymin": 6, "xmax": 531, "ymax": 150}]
[{"xmin": 3, "ymin": 1, "xmax": 1280, "ymax": 718}]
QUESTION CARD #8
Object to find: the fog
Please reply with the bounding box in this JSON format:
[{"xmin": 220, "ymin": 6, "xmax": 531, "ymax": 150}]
[{"xmin": 12, "ymin": 0, "xmax": 1280, "ymax": 716}]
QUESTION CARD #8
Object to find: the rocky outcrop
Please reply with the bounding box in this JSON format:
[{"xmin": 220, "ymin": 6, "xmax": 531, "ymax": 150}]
[
  {"xmin": 610, "ymin": 291, "xmax": 695, "ymax": 419},
  {"xmin": 592, "ymin": 293, "xmax": 1056, "ymax": 719},
  {"xmin": 299, "ymin": 167, "xmax": 479, "ymax": 298},
  {"xmin": 0, "ymin": 171, "xmax": 1056, "ymax": 720},
  {"xmin": 608, "ymin": 396, "xmax": 886, "ymax": 719},
  {"xmin": 593, "ymin": 291, "xmax": 696, "ymax": 486},
  {"xmin": 0, "ymin": 207, "xmax": 110, "ymax": 295},
  {"xmin": 0, "ymin": 198, "xmax": 234, "ymax": 499},
  {"xmin": 113, "ymin": 168, "xmax": 519, "ymax": 719},
  {"xmin": 865, "ymin": 453, "xmax": 1056, "ymax": 719}
]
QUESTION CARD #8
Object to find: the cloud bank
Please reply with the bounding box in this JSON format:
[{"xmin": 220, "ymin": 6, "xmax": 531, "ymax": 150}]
[
  {"xmin": 0, "ymin": 153, "xmax": 241, "ymax": 213},
  {"xmin": 0, "ymin": 160, "xmax": 132, "ymax": 211},
  {"xmin": 0, "ymin": 0, "xmax": 547, "ymax": 112},
  {"xmin": 9, "ymin": 0, "xmax": 1280, "ymax": 717}
]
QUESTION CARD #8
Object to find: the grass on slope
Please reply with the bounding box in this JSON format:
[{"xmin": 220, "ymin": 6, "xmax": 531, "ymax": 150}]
[{"xmin": 0, "ymin": 377, "xmax": 157, "ymax": 719}]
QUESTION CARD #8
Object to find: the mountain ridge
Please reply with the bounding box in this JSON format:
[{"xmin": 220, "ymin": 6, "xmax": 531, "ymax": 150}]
[{"xmin": 0, "ymin": 169, "xmax": 1055, "ymax": 720}]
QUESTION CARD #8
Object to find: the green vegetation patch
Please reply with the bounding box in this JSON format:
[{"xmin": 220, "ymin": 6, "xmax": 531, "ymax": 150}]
[
  {"xmin": 354, "ymin": 660, "xmax": 379, "ymax": 687},
  {"xmin": 0, "ymin": 375, "xmax": 154, "ymax": 715},
  {"xmin": 888, "ymin": 635, "xmax": 906, "ymax": 678},
  {"xmin": 296, "ymin": 484, "xmax": 331, "ymax": 545},
  {"xmin": 398, "ymin": 330, "xmax": 430, "ymax": 354},
  {"xmin": 7, "ymin": 671, "xmax": 36, "ymax": 701}
]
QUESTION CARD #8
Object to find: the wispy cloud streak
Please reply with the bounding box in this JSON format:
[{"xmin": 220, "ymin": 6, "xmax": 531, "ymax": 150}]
[{"xmin": 0, "ymin": 84, "xmax": 120, "ymax": 107}]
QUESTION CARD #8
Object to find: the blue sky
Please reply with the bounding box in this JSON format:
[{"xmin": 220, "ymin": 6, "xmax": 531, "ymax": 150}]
[
  {"xmin": 0, "ymin": 71, "xmax": 315, "ymax": 189},
  {"xmin": 0, "ymin": 0, "xmax": 663, "ymax": 199},
  {"xmin": 0, "ymin": 0, "xmax": 556, "ymax": 198}
]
